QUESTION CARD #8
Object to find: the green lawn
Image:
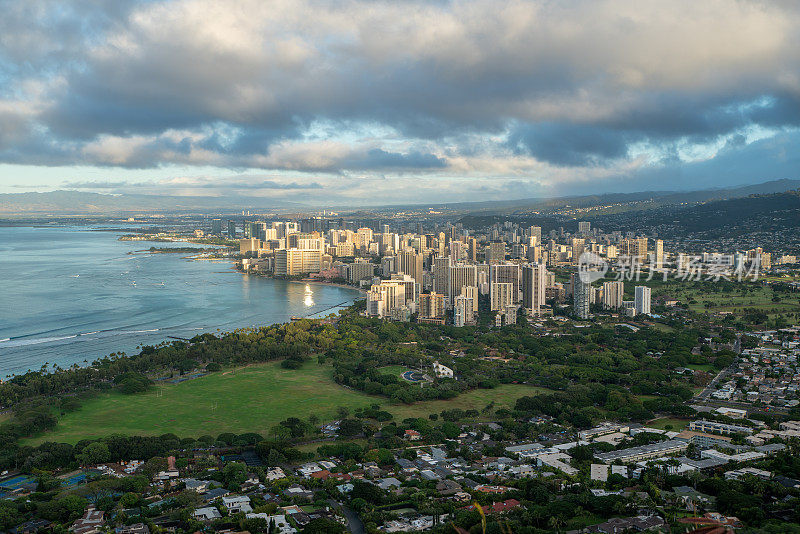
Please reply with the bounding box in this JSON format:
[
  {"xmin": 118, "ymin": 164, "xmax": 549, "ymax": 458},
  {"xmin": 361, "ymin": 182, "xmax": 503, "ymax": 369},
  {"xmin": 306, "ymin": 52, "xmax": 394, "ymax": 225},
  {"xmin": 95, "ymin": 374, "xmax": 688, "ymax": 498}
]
[
  {"xmin": 647, "ymin": 417, "xmax": 689, "ymax": 431},
  {"xmin": 388, "ymin": 384, "xmax": 550, "ymax": 421},
  {"xmin": 26, "ymin": 362, "xmax": 378, "ymax": 445},
  {"xmin": 687, "ymin": 363, "xmax": 714, "ymax": 372},
  {"xmin": 679, "ymin": 286, "xmax": 799, "ymax": 317},
  {"xmin": 24, "ymin": 362, "xmax": 548, "ymax": 445},
  {"xmin": 377, "ymin": 365, "xmax": 409, "ymax": 377}
]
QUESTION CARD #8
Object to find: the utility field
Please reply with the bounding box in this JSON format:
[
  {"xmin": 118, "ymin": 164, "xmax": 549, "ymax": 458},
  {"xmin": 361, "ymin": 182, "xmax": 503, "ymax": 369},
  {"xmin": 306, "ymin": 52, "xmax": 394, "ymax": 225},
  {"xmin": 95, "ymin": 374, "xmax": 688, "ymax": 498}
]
[{"xmin": 26, "ymin": 362, "xmax": 546, "ymax": 444}]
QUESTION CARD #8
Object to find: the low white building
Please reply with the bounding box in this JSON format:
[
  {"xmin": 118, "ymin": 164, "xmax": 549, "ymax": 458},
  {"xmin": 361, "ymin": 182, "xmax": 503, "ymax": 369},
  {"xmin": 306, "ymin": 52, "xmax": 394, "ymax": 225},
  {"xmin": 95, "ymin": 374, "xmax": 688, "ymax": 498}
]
[
  {"xmin": 590, "ymin": 464, "xmax": 609, "ymax": 482},
  {"xmin": 222, "ymin": 495, "xmax": 252, "ymax": 514},
  {"xmin": 265, "ymin": 467, "xmax": 286, "ymax": 481},
  {"xmin": 193, "ymin": 507, "xmax": 221, "ymax": 521},
  {"xmin": 432, "ymin": 361, "xmax": 454, "ymax": 378}
]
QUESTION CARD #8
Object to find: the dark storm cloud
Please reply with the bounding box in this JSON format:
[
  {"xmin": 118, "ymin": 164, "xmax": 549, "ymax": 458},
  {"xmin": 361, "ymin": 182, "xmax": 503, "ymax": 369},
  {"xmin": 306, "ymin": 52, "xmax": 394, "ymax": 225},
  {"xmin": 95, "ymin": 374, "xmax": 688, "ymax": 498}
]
[
  {"xmin": 508, "ymin": 123, "xmax": 631, "ymax": 166},
  {"xmin": 2, "ymin": 0, "xmax": 800, "ymax": 186}
]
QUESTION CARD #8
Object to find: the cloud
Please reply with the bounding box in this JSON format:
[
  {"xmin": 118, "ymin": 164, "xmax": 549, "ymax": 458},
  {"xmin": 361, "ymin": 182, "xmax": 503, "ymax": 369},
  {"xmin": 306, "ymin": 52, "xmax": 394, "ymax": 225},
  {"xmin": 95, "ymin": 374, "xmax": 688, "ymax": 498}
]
[{"xmin": 2, "ymin": 0, "xmax": 800, "ymax": 196}]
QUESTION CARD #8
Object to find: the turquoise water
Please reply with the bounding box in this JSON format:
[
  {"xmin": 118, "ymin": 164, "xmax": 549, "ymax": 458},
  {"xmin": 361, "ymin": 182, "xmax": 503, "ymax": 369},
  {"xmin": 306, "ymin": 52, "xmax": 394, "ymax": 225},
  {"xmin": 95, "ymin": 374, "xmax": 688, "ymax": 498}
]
[{"xmin": 0, "ymin": 225, "xmax": 361, "ymax": 377}]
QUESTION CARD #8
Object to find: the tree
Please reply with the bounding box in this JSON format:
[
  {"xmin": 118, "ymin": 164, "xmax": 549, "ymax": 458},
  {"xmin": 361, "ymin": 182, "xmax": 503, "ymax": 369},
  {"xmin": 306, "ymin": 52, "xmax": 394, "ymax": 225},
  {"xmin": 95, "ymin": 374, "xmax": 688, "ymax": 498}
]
[
  {"xmin": 222, "ymin": 462, "xmax": 248, "ymax": 488},
  {"xmin": 78, "ymin": 442, "xmax": 110, "ymax": 466},
  {"xmin": 302, "ymin": 518, "xmax": 346, "ymax": 534},
  {"xmin": 267, "ymin": 448, "xmax": 286, "ymax": 466},
  {"xmin": 119, "ymin": 492, "xmax": 141, "ymax": 508},
  {"xmin": 338, "ymin": 418, "xmax": 363, "ymax": 437}
]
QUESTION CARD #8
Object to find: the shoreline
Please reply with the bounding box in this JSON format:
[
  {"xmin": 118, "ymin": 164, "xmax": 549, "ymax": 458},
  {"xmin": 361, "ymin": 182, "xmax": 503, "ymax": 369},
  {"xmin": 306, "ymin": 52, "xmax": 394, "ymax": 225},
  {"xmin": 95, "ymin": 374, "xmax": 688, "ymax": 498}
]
[
  {"xmin": 0, "ymin": 227, "xmax": 362, "ymax": 379},
  {"xmin": 297, "ymin": 278, "xmax": 367, "ymax": 294},
  {"xmin": 225, "ymin": 260, "xmax": 367, "ymax": 295}
]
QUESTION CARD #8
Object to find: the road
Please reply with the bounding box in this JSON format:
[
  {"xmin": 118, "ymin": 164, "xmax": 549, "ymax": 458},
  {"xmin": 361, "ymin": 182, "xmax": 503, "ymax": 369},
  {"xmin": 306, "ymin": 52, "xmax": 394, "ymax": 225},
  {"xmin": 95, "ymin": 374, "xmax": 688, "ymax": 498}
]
[
  {"xmin": 694, "ymin": 360, "xmax": 737, "ymax": 401},
  {"xmin": 690, "ymin": 357, "xmax": 789, "ymax": 416},
  {"xmin": 328, "ymin": 499, "xmax": 364, "ymax": 534}
]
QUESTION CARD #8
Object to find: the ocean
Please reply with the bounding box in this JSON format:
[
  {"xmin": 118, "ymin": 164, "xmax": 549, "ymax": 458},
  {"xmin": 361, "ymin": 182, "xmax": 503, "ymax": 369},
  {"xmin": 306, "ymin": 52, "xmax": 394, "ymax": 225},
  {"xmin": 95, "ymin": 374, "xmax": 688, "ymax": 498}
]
[{"xmin": 0, "ymin": 225, "xmax": 362, "ymax": 378}]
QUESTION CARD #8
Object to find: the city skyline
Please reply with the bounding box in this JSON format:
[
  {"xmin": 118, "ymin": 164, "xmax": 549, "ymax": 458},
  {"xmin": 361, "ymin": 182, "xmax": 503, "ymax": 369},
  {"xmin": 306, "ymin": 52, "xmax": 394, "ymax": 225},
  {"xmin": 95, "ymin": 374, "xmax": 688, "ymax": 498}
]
[{"xmin": 2, "ymin": 0, "xmax": 800, "ymax": 205}]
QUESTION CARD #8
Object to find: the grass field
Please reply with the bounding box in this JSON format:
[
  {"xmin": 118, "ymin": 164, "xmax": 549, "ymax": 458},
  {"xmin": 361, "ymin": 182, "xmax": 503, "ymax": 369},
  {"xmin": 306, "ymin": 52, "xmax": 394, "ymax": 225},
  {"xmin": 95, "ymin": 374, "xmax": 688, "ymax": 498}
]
[
  {"xmin": 25, "ymin": 362, "xmax": 548, "ymax": 445},
  {"xmin": 376, "ymin": 365, "xmax": 409, "ymax": 377},
  {"xmin": 388, "ymin": 384, "xmax": 551, "ymax": 421},
  {"xmin": 671, "ymin": 286, "xmax": 799, "ymax": 317},
  {"xmin": 647, "ymin": 417, "xmax": 689, "ymax": 431}
]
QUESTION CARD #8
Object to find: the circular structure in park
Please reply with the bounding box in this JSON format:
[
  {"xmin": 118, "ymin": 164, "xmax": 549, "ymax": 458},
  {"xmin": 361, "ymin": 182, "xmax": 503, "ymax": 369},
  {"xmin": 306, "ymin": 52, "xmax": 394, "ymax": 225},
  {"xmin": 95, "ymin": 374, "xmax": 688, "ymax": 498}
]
[{"xmin": 402, "ymin": 370, "xmax": 427, "ymax": 383}]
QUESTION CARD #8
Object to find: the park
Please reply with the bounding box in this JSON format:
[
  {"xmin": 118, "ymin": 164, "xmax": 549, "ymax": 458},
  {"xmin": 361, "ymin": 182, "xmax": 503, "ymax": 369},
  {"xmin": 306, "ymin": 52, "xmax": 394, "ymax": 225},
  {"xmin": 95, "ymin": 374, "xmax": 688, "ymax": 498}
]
[{"xmin": 25, "ymin": 360, "xmax": 548, "ymax": 445}]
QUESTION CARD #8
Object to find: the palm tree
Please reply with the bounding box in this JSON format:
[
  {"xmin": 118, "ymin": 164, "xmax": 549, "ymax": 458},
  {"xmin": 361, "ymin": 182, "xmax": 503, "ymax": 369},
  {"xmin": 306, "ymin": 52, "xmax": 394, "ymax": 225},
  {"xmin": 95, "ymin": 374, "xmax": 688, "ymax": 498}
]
[{"xmin": 548, "ymin": 514, "xmax": 565, "ymax": 533}]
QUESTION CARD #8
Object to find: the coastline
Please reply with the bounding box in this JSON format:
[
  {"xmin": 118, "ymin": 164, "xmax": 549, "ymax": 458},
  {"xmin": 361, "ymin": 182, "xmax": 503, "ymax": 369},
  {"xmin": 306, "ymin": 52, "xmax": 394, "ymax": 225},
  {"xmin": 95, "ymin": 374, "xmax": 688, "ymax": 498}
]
[
  {"xmin": 297, "ymin": 278, "xmax": 367, "ymax": 295},
  {"xmin": 224, "ymin": 259, "xmax": 367, "ymax": 295},
  {"xmin": 1, "ymin": 226, "xmax": 364, "ymax": 378}
]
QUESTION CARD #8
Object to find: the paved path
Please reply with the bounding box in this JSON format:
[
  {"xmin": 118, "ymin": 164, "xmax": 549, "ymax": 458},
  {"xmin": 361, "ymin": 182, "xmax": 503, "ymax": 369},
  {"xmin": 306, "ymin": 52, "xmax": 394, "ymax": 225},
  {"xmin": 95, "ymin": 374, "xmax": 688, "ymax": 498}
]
[{"xmin": 328, "ymin": 499, "xmax": 364, "ymax": 534}]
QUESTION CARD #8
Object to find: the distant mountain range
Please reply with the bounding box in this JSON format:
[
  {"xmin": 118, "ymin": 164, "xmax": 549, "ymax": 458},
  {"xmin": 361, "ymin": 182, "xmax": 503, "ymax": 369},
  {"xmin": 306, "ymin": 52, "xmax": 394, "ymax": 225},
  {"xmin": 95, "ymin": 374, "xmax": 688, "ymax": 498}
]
[
  {"xmin": 0, "ymin": 190, "xmax": 302, "ymax": 216},
  {"xmin": 1, "ymin": 178, "xmax": 798, "ymax": 216},
  {"xmin": 430, "ymin": 178, "xmax": 800, "ymax": 215},
  {"xmin": 585, "ymin": 189, "xmax": 800, "ymax": 238}
]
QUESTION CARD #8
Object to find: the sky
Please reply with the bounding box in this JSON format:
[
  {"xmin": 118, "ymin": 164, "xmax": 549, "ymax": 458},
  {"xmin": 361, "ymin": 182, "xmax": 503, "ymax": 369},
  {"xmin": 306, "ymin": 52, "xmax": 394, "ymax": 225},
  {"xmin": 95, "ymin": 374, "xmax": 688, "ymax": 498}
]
[{"xmin": 1, "ymin": 0, "xmax": 799, "ymax": 206}]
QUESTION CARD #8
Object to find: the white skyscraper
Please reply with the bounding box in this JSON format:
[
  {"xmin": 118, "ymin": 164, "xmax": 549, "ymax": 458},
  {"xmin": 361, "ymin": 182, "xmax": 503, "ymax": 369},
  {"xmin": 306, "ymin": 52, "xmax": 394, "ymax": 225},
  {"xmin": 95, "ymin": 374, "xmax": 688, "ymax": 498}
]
[
  {"xmin": 490, "ymin": 282, "xmax": 515, "ymax": 311},
  {"xmin": 654, "ymin": 239, "xmax": 664, "ymax": 269},
  {"xmin": 634, "ymin": 286, "xmax": 651, "ymax": 315},
  {"xmin": 453, "ymin": 295, "xmax": 474, "ymax": 327},
  {"xmin": 602, "ymin": 280, "xmax": 624, "ymax": 309},
  {"xmin": 489, "ymin": 263, "xmax": 520, "ymax": 304}
]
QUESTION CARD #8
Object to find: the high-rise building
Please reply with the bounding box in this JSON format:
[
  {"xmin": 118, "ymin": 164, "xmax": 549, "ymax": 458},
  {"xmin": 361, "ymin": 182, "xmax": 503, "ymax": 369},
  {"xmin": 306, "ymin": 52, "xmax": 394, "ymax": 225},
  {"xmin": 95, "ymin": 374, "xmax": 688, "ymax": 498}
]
[
  {"xmin": 571, "ymin": 238, "xmax": 585, "ymax": 262},
  {"xmin": 272, "ymin": 221, "xmax": 297, "ymax": 239},
  {"xmin": 274, "ymin": 249, "xmax": 322, "ymax": 276},
  {"xmin": 211, "ymin": 219, "xmax": 222, "ymax": 235},
  {"xmin": 449, "ymin": 240, "xmax": 463, "ymax": 262},
  {"xmin": 573, "ymin": 277, "xmax": 591, "ymax": 319},
  {"xmin": 399, "ymin": 251, "xmax": 424, "ymax": 286},
  {"xmin": 490, "ymin": 263, "xmax": 520, "ymax": 303},
  {"xmin": 240, "ymin": 238, "xmax": 261, "ymax": 255},
  {"xmin": 529, "ymin": 226, "xmax": 542, "ymax": 242},
  {"xmin": 432, "ymin": 256, "xmax": 452, "ymax": 300},
  {"xmin": 347, "ymin": 260, "xmax": 375, "ymax": 284},
  {"xmin": 654, "ymin": 239, "xmax": 664, "ymax": 269},
  {"xmin": 578, "ymin": 221, "xmax": 591, "ymax": 235},
  {"xmin": 623, "ymin": 237, "xmax": 648, "ymax": 262},
  {"xmin": 634, "ymin": 286, "xmax": 651, "ymax": 315},
  {"xmin": 227, "ymin": 220, "xmax": 237, "ymax": 237},
  {"xmin": 487, "ymin": 241, "xmax": 506, "ymax": 264},
  {"xmin": 461, "ymin": 285, "xmax": 479, "ymax": 314},
  {"xmin": 388, "ymin": 273, "xmax": 418, "ymax": 306},
  {"xmin": 602, "ymin": 280, "xmax": 624, "ymax": 309},
  {"xmin": 527, "ymin": 245, "xmax": 541, "ymax": 264},
  {"xmin": 356, "ymin": 227, "xmax": 373, "ymax": 251},
  {"xmin": 419, "ymin": 292, "xmax": 446, "ymax": 319},
  {"xmin": 490, "ymin": 282, "xmax": 515, "ymax": 311},
  {"xmin": 453, "ymin": 295, "xmax": 474, "ymax": 327},
  {"xmin": 521, "ymin": 264, "xmax": 546, "ymax": 315},
  {"xmin": 468, "ymin": 237, "xmax": 478, "ymax": 262},
  {"xmin": 449, "ymin": 264, "xmax": 477, "ymax": 305},
  {"xmin": 367, "ymin": 281, "xmax": 404, "ymax": 318}
]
